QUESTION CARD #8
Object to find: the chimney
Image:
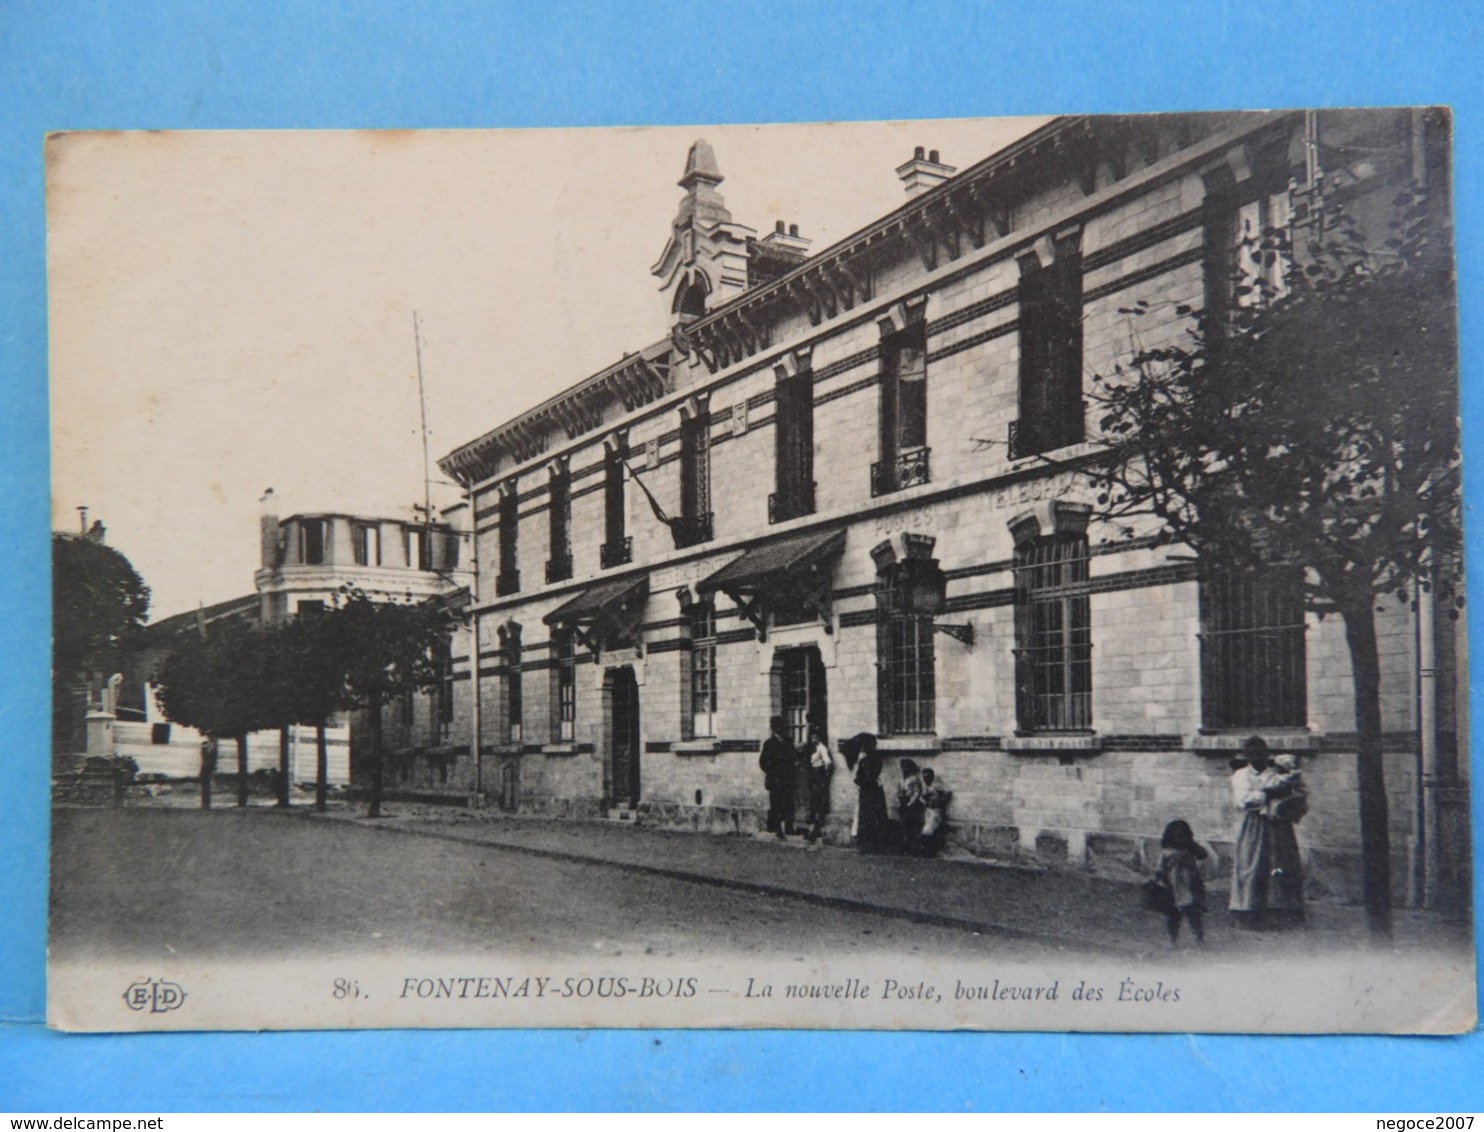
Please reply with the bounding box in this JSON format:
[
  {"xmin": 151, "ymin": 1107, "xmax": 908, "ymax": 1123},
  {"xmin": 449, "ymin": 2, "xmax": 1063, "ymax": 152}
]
[
  {"xmin": 260, "ymin": 488, "xmax": 281, "ymax": 570},
  {"xmin": 760, "ymin": 218, "xmax": 811, "ymax": 256},
  {"xmin": 77, "ymin": 505, "xmax": 88, "ymax": 533},
  {"xmin": 895, "ymin": 146, "xmax": 957, "ymax": 197}
]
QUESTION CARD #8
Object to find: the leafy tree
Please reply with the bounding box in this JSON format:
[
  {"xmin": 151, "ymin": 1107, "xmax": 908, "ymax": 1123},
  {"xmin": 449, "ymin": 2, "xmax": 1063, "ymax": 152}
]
[
  {"xmin": 155, "ymin": 619, "xmax": 277, "ymax": 808},
  {"xmin": 317, "ymin": 589, "xmax": 451, "ymax": 818},
  {"xmin": 274, "ymin": 612, "xmax": 350, "ymax": 812},
  {"xmin": 52, "ymin": 533, "xmax": 150, "ymax": 749},
  {"xmin": 1089, "ymin": 179, "xmax": 1458, "ymax": 935}
]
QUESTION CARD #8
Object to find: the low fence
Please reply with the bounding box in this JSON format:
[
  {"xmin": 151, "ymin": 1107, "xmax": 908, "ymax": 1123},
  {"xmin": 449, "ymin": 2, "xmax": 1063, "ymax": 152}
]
[{"xmin": 112, "ymin": 720, "xmax": 351, "ymax": 786}]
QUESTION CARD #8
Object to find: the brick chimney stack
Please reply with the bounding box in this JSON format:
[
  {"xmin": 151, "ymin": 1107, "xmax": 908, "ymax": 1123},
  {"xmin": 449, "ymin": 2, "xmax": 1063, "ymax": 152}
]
[
  {"xmin": 760, "ymin": 219, "xmax": 811, "ymax": 256},
  {"xmin": 895, "ymin": 146, "xmax": 957, "ymax": 197},
  {"xmin": 260, "ymin": 488, "xmax": 281, "ymax": 570}
]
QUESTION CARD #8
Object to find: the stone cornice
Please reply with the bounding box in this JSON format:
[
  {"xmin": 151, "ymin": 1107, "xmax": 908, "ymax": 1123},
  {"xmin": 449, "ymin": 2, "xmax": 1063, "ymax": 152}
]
[
  {"xmin": 439, "ymin": 340, "xmax": 672, "ymax": 485},
  {"xmin": 439, "ymin": 110, "xmax": 1296, "ymax": 491}
]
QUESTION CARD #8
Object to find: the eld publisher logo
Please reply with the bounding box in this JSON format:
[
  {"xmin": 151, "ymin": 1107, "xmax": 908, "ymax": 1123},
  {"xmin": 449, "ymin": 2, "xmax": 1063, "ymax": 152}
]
[{"xmin": 122, "ymin": 978, "xmax": 187, "ymax": 1013}]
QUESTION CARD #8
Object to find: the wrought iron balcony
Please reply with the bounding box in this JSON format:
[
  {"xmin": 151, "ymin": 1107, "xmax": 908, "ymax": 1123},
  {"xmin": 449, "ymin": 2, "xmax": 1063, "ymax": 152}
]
[
  {"xmin": 545, "ymin": 553, "xmax": 573, "ymax": 584},
  {"xmin": 871, "ymin": 446, "xmax": 931, "ymax": 497},
  {"xmin": 768, "ymin": 482, "xmax": 815, "ymax": 525},
  {"xmin": 1008, "ymin": 406, "xmax": 1085, "ymax": 461},
  {"xmin": 494, "ymin": 569, "xmax": 521, "ymax": 597},
  {"xmin": 599, "ymin": 536, "xmax": 633, "ymax": 569},
  {"xmin": 674, "ymin": 511, "xmax": 713, "ymax": 549}
]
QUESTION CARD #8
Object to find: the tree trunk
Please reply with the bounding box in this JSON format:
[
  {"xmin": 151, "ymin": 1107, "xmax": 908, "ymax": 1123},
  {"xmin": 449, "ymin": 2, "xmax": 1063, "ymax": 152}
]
[
  {"xmin": 1341, "ymin": 596, "xmax": 1393, "ymax": 936},
  {"xmin": 315, "ymin": 722, "xmax": 328, "ymax": 813},
  {"xmin": 368, "ymin": 699, "xmax": 385, "ymax": 818},
  {"xmin": 277, "ymin": 725, "xmax": 291, "ymax": 807},
  {"xmin": 236, "ymin": 733, "xmax": 249, "ymax": 808},
  {"xmin": 200, "ymin": 740, "xmax": 215, "ymax": 810}
]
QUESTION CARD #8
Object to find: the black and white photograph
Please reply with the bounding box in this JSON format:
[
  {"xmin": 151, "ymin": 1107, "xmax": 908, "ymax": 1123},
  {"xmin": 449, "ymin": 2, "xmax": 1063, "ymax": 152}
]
[{"xmin": 46, "ymin": 110, "xmax": 1474, "ymax": 1033}]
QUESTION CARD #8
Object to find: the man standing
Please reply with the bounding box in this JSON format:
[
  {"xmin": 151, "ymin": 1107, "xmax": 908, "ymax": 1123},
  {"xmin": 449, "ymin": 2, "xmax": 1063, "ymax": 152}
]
[{"xmin": 759, "ymin": 714, "xmax": 796, "ymax": 839}]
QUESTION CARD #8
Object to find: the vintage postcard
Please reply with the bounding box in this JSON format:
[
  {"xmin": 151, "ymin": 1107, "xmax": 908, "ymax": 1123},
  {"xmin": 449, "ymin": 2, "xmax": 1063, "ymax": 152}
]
[{"xmin": 47, "ymin": 111, "xmax": 1475, "ymax": 1033}]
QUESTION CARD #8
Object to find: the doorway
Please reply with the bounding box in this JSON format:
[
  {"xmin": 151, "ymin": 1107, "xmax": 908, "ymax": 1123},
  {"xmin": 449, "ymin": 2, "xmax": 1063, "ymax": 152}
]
[
  {"xmin": 500, "ymin": 759, "xmax": 520, "ymax": 813},
  {"xmin": 779, "ymin": 646, "xmax": 828, "ymax": 746},
  {"xmin": 609, "ymin": 666, "xmax": 641, "ymax": 807},
  {"xmin": 779, "ymin": 646, "xmax": 827, "ymax": 819}
]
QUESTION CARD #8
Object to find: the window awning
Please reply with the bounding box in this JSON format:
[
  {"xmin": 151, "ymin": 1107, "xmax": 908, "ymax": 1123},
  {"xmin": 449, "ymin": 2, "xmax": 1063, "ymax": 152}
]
[
  {"xmin": 544, "ymin": 574, "xmax": 648, "ymax": 659},
  {"xmin": 696, "ymin": 528, "xmax": 846, "ymax": 640}
]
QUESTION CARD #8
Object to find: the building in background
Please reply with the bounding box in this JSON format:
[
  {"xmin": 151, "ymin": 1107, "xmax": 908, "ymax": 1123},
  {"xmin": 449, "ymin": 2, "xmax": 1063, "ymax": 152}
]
[
  {"xmin": 412, "ymin": 112, "xmax": 1465, "ymax": 907},
  {"xmin": 77, "ymin": 493, "xmax": 473, "ymax": 787}
]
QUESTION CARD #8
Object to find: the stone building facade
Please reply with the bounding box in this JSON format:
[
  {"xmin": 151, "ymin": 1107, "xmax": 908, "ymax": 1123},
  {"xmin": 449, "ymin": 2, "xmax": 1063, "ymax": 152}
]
[{"xmin": 429, "ymin": 111, "xmax": 1467, "ymax": 905}]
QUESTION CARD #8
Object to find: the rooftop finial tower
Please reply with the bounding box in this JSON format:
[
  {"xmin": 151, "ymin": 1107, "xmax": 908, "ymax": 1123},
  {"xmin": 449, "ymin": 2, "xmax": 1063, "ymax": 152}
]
[{"xmin": 652, "ymin": 139, "xmax": 756, "ymax": 330}]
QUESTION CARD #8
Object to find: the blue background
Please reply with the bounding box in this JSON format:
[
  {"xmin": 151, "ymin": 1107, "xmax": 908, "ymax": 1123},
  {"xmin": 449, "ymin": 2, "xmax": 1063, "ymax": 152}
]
[{"xmin": 2, "ymin": 0, "xmax": 1481, "ymax": 1112}]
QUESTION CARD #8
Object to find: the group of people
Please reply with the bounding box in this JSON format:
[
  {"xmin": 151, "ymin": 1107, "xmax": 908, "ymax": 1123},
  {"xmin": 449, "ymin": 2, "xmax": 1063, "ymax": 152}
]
[
  {"xmin": 1147, "ymin": 735, "xmax": 1310, "ymax": 945},
  {"xmin": 759, "ymin": 719, "xmax": 1312, "ymax": 933},
  {"xmin": 759, "ymin": 720, "xmax": 951, "ymax": 856}
]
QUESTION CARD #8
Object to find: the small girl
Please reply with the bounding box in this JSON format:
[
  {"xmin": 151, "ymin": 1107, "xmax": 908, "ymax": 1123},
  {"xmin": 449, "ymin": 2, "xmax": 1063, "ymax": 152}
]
[{"xmin": 1153, "ymin": 819, "xmax": 1208, "ymax": 945}]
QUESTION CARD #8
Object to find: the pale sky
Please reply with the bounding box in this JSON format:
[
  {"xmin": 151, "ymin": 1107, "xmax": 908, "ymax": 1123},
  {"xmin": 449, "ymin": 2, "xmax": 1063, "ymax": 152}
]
[{"xmin": 47, "ymin": 117, "xmax": 1049, "ymax": 621}]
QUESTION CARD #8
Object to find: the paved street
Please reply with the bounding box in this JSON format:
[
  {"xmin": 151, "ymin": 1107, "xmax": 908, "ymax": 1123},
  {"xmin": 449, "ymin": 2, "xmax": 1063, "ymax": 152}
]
[
  {"xmin": 51, "ymin": 803, "xmax": 1468, "ymax": 966},
  {"xmin": 50, "ymin": 806, "xmax": 1074, "ymax": 964}
]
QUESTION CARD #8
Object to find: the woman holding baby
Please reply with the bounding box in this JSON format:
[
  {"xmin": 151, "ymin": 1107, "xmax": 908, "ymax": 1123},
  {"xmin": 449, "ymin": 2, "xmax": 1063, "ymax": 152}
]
[{"xmin": 1229, "ymin": 735, "xmax": 1308, "ymax": 929}]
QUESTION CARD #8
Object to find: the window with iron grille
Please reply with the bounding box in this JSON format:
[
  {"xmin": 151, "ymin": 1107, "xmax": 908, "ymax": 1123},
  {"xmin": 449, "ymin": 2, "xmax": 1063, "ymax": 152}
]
[
  {"xmin": 547, "ymin": 465, "xmax": 572, "ymax": 582},
  {"xmin": 553, "ymin": 628, "xmax": 576, "ymax": 742},
  {"xmin": 688, "ymin": 602, "xmax": 717, "ymax": 738},
  {"xmin": 876, "ymin": 566, "xmax": 936, "ymax": 735},
  {"xmin": 679, "ymin": 408, "xmax": 713, "ymax": 547},
  {"xmin": 875, "ymin": 321, "xmax": 928, "ymax": 493},
  {"xmin": 1200, "ymin": 568, "xmax": 1307, "ymax": 729},
  {"xmin": 601, "ymin": 444, "xmax": 629, "ymax": 567},
  {"xmin": 773, "ymin": 372, "xmax": 814, "ymax": 520},
  {"xmin": 1013, "ymin": 235, "xmax": 1084, "ymax": 459},
  {"xmin": 1014, "ymin": 535, "xmax": 1092, "ymax": 732},
  {"xmin": 497, "ymin": 484, "xmax": 519, "ymax": 594}
]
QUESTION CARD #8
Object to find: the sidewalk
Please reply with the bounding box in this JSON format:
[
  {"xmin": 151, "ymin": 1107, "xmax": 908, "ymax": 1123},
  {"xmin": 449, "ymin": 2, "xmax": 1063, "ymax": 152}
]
[{"xmin": 294, "ymin": 801, "xmax": 1468, "ymax": 957}]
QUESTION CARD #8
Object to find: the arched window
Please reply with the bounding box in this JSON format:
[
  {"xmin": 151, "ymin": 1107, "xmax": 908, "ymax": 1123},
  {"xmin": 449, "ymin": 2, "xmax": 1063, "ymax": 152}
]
[{"xmin": 673, "ymin": 271, "xmax": 710, "ymax": 321}]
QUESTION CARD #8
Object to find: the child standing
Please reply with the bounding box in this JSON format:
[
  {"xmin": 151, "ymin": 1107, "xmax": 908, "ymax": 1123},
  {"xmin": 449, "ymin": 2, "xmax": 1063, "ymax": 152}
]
[{"xmin": 1154, "ymin": 819, "xmax": 1209, "ymax": 945}]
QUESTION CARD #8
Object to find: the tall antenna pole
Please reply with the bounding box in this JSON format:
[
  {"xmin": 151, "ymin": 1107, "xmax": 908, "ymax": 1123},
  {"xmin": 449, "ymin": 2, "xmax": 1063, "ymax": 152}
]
[{"xmin": 413, "ymin": 311, "xmax": 434, "ymax": 563}]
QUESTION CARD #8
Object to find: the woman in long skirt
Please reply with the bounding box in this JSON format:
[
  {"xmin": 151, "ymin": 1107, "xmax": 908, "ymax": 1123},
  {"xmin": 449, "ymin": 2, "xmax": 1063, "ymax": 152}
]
[
  {"xmin": 1229, "ymin": 736, "xmax": 1306, "ymax": 929},
  {"xmin": 841, "ymin": 732, "xmax": 890, "ymax": 853}
]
